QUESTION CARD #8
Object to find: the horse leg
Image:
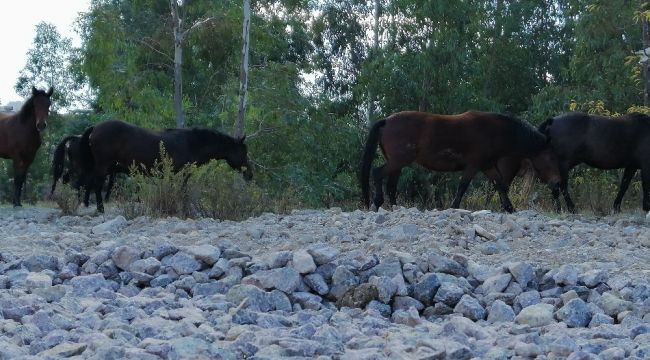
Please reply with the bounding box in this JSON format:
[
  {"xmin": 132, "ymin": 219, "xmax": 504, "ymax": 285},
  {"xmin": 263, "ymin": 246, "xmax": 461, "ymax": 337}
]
[
  {"xmin": 558, "ymin": 163, "xmax": 576, "ymax": 213},
  {"xmin": 551, "ymin": 183, "xmax": 561, "ymax": 213},
  {"xmin": 371, "ymin": 165, "xmax": 386, "ymax": 210},
  {"xmin": 104, "ymin": 173, "xmax": 116, "ymax": 202},
  {"xmin": 91, "ymin": 171, "xmax": 107, "ymax": 213},
  {"xmin": 451, "ymin": 167, "xmax": 478, "ymax": 209},
  {"xmin": 484, "ymin": 168, "xmax": 514, "ymax": 213},
  {"xmin": 613, "ymin": 167, "xmax": 635, "ymax": 213},
  {"xmin": 386, "ymin": 169, "xmax": 402, "ymax": 206},
  {"xmin": 12, "ymin": 159, "xmax": 27, "ymax": 207}
]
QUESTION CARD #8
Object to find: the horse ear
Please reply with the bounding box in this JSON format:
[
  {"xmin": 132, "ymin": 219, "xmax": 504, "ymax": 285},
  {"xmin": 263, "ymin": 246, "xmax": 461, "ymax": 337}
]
[
  {"xmin": 32, "ymin": 86, "xmax": 38, "ymax": 96},
  {"xmin": 47, "ymin": 87, "xmax": 54, "ymax": 97},
  {"xmin": 239, "ymin": 135, "xmax": 246, "ymax": 144}
]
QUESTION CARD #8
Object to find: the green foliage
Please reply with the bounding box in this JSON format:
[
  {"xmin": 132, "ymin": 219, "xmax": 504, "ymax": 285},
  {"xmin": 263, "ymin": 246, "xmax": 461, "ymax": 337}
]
[
  {"xmin": 6, "ymin": 0, "xmax": 650, "ymax": 215},
  {"xmin": 52, "ymin": 183, "xmax": 81, "ymax": 215},
  {"xmin": 114, "ymin": 144, "xmax": 271, "ymax": 220}
]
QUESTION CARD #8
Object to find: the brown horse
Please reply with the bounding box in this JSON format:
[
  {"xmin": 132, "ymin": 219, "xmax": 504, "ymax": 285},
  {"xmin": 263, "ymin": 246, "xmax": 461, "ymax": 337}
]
[
  {"xmin": 79, "ymin": 120, "xmax": 253, "ymax": 213},
  {"xmin": 0, "ymin": 87, "xmax": 53, "ymax": 206},
  {"xmin": 361, "ymin": 111, "xmax": 560, "ymax": 213},
  {"xmin": 539, "ymin": 112, "xmax": 650, "ymax": 212}
]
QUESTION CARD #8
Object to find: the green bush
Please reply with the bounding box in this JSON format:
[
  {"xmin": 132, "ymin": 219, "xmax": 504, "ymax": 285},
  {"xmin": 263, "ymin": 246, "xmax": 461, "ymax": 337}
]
[
  {"xmin": 114, "ymin": 144, "xmax": 274, "ymax": 220},
  {"xmin": 51, "ymin": 183, "xmax": 81, "ymax": 215}
]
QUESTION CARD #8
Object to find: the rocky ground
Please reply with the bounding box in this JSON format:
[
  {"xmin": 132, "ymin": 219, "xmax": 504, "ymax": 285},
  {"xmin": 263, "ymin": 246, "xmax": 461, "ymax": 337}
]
[{"xmin": 0, "ymin": 205, "xmax": 649, "ymax": 359}]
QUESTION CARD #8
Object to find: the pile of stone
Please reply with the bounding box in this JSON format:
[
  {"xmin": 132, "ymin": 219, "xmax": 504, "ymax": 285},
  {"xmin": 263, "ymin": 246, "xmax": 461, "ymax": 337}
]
[{"xmin": 0, "ymin": 237, "xmax": 648, "ymax": 358}]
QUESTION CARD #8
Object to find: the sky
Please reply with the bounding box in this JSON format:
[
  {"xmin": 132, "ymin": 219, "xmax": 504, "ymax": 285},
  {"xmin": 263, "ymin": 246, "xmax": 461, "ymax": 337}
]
[{"xmin": 0, "ymin": 0, "xmax": 90, "ymax": 105}]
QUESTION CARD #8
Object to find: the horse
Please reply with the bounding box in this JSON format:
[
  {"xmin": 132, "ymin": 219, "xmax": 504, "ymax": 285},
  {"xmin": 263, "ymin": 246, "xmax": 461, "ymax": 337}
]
[
  {"xmin": 0, "ymin": 87, "xmax": 53, "ymax": 207},
  {"xmin": 538, "ymin": 112, "xmax": 650, "ymax": 212},
  {"xmin": 360, "ymin": 111, "xmax": 561, "ymax": 213},
  {"xmin": 51, "ymin": 133, "xmax": 119, "ymax": 206},
  {"xmin": 79, "ymin": 120, "xmax": 253, "ymax": 213}
]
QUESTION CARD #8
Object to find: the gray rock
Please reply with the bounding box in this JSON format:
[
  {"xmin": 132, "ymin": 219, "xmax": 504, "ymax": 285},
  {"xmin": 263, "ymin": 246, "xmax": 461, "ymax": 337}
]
[
  {"xmin": 589, "ymin": 312, "xmax": 615, "ymax": 327},
  {"xmin": 513, "ymin": 290, "xmax": 541, "ymax": 313},
  {"xmin": 412, "ymin": 273, "xmax": 440, "ymax": 306},
  {"xmin": 70, "ymin": 273, "xmax": 112, "ymax": 296},
  {"xmin": 163, "ymin": 252, "xmax": 202, "ymax": 275},
  {"xmin": 129, "ymin": 257, "xmax": 161, "ymax": 275},
  {"xmin": 480, "ymin": 273, "xmax": 512, "ymax": 294},
  {"xmin": 226, "ymin": 284, "xmax": 272, "ymax": 312},
  {"xmin": 25, "ymin": 272, "xmax": 52, "ymax": 288},
  {"xmin": 92, "ymin": 215, "xmax": 127, "ymax": 234},
  {"xmin": 183, "ymin": 245, "xmax": 221, "ymax": 265},
  {"xmin": 428, "ymin": 253, "xmax": 468, "ymax": 277},
  {"xmin": 555, "ymin": 298, "xmax": 592, "ymax": 327},
  {"xmin": 307, "ymin": 243, "xmax": 340, "ymax": 265},
  {"xmin": 434, "ymin": 282, "xmax": 465, "ymax": 307},
  {"xmin": 303, "ymin": 273, "xmax": 329, "ymax": 295},
  {"xmin": 515, "ymin": 303, "xmax": 556, "ymax": 327},
  {"xmin": 549, "ymin": 336, "xmax": 577, "ymax": 356},
  {"xmin": 366, "ymin": 300, "xmax": 392, "ymax": 317},
  {"xmin": 553, "ymin": 264, "xmax": 579, "ymax": 286},
  {"xmin": 579, "ymin": 269, "xmax": 608, "ymax": 288},
  {"xmin": 22, "ymin": 255, "xmax": 58, "ymax": 272},
  {"xmin": 453, "ymin": 294, "xmax": 486, "ymax": 321},
  {"xmin": 507, "ymin": 262, "xmax": 535, "ymax": 288},
  {"xmin": 368, "ymin": 276, "xmax": 396, "ymax": 304},
  {"xmin": 391, "ymin": 307, "xmax": 422, "ymax": 326},
  {"xmin": 262, "ymin": 251, "xmax": 293, "ymax": 268},
  {"xmin": 111, "ymin": 246, "xmax": 141, "ymax": 271},
  {"xmin": 241, "ymin": 267, "xmax": 301, "ymax": 293},
  {"xmin": 487, "ymin": 299, "xmax": 515, "ymax": 323},
  {"xmin": 596, "ymin": 292, "xmax": 632, "ymax": 317},
  {"xmin": 393, "ymin": 296, "xmax": 424, "ymax": 311},
  {"xmin": 291, "ymin": 292, "xmax": 322, "ymax": 310},
  {"xmin": 291, "ymin": 250, "xmax": 317, "ymax": 274}
]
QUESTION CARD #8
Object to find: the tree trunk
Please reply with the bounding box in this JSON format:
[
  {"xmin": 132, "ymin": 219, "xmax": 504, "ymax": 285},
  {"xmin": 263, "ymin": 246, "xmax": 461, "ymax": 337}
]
[
  {"xmin": 366, "ymin": 0, "xmax": 380, "ymax": 126},
  {"xmin": 641, "ymin": 13, "xmax": 650, "ymax": 107},
  {"xmin": 235, "ymin": 0, "xmax": 251, "ymax": 139},
  {"xmin": 170, "ymin": 0, "xmax": 185, "ymax": 128}
]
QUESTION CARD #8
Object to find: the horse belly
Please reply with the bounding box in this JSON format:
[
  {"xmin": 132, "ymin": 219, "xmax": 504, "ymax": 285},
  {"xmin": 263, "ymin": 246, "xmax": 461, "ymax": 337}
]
[{"xmin": 419, "ymin": 149, "xmax": 466, "ymax": 171}]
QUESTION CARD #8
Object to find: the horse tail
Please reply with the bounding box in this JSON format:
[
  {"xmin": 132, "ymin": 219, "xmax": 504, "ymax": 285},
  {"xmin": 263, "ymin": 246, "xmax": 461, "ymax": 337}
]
[
  {"xmin": 79, "ymin": 126, "xmax": 95, "ymax": 183},
  {"xmin": 360, "ymin": 119, "xmax": 386, "ymax": 208},
  {"xmin": 537, "ymin": 117, "xmax": 554, "ymax": 138},
  {"xmin": 50, "ymin": 135, "xmax": 79, "ymax": 196}
]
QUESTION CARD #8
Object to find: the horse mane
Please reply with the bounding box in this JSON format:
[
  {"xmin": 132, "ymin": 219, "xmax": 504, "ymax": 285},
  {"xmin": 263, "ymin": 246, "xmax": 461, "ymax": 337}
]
[{"xmin": 492, "ymin": 113, "xmax": 547, "ymax": 155}]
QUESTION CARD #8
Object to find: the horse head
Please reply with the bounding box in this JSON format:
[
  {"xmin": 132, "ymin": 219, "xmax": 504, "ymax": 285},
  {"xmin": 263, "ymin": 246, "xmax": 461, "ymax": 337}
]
[
  {"xmin": 31, "ymin": 86, "xmax": 54, "ymax": 132},
  {"xmin": 227, "ymin": 135, "xmax": 253, "ymax": 181},
  {"xmin": 529, "ymin": 145, "xmax": 561, "ymax": 189}
]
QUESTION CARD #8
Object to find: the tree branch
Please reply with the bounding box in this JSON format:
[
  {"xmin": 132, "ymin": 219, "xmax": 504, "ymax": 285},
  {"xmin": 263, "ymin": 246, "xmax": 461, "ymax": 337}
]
[{"xmin": 182, "ymin": 17, "xmax": 213, "ymax": 38}]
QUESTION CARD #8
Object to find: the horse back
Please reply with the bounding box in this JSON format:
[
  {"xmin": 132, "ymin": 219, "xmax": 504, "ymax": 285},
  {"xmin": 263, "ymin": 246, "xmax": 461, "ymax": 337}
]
[
  {"xmin": 381, "ymin": 111, "xmax": 535, "ymax": 171},
  {"xmin": 549, "ymin": 112, "xmax": 648, "ymax": 168}
]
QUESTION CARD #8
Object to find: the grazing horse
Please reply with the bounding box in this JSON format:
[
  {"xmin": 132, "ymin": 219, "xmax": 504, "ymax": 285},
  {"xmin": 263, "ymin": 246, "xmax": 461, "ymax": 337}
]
[
  {"xmin": 361, "ymin": 111, "xmax": 560, "ymax": 213},
  {"xmin": 80, "ymin": 120, "xmax": 253, "ymax": 213},
  {"xmin": 51, "ymin": 134, "xmax": 119, "ymax": 206},
  {"xmin": 0, "ymin": 87, "xmax": 53, "ymax": 206},
  {"xmin": 539, "ymin": 112, "xmax": 650, "ymax": 212}
]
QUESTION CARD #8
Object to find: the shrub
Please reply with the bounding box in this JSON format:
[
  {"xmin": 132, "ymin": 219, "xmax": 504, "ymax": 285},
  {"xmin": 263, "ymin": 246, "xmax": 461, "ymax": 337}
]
[
  {"xmin": 52, "ymin": 183, "xmax": 81, "ymax": 215},
  {"xmin": 114, "ymin": 143, "xmax": 272, "ymax": 220}
]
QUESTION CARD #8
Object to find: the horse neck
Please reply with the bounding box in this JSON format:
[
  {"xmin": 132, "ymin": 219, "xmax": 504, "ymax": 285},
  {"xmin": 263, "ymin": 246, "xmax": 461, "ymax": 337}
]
[{"xmin": 17, "ymin": 100, "xmax": 38, "ymax": 133}]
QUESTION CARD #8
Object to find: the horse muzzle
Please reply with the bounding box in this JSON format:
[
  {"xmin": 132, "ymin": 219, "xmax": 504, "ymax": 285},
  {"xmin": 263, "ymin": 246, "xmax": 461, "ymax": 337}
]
[{"xmin": 37, "ymin": 122, "xmax": 47, "ymax": 132}]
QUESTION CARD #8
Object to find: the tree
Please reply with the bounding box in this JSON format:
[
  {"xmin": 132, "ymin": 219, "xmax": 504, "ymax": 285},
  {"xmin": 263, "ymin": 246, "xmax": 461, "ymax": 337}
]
[
  {"xmin": 235, "ymin": 0, "xmax": 251, "ymax": 138},
  {"xmin": 170, "ymin": 0, "xmax": 211, "ymax": 128},
  {"xmin": 15, "ymin": 22, "xmax": 84, "ymax": 110}
]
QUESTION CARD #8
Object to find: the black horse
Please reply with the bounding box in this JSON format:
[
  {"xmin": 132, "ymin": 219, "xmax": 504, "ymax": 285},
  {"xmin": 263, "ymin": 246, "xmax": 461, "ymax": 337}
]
[
  {"xmin": 51, "ymin": 134, "xmax": 119, "ymax": 206},
  {"xmin": 539, "ymin": 112, "xmax": 650, "ymax": 212},
  {"xmin": 80, "ymin": 120, "xmax": 253, "ymax": 213}
]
